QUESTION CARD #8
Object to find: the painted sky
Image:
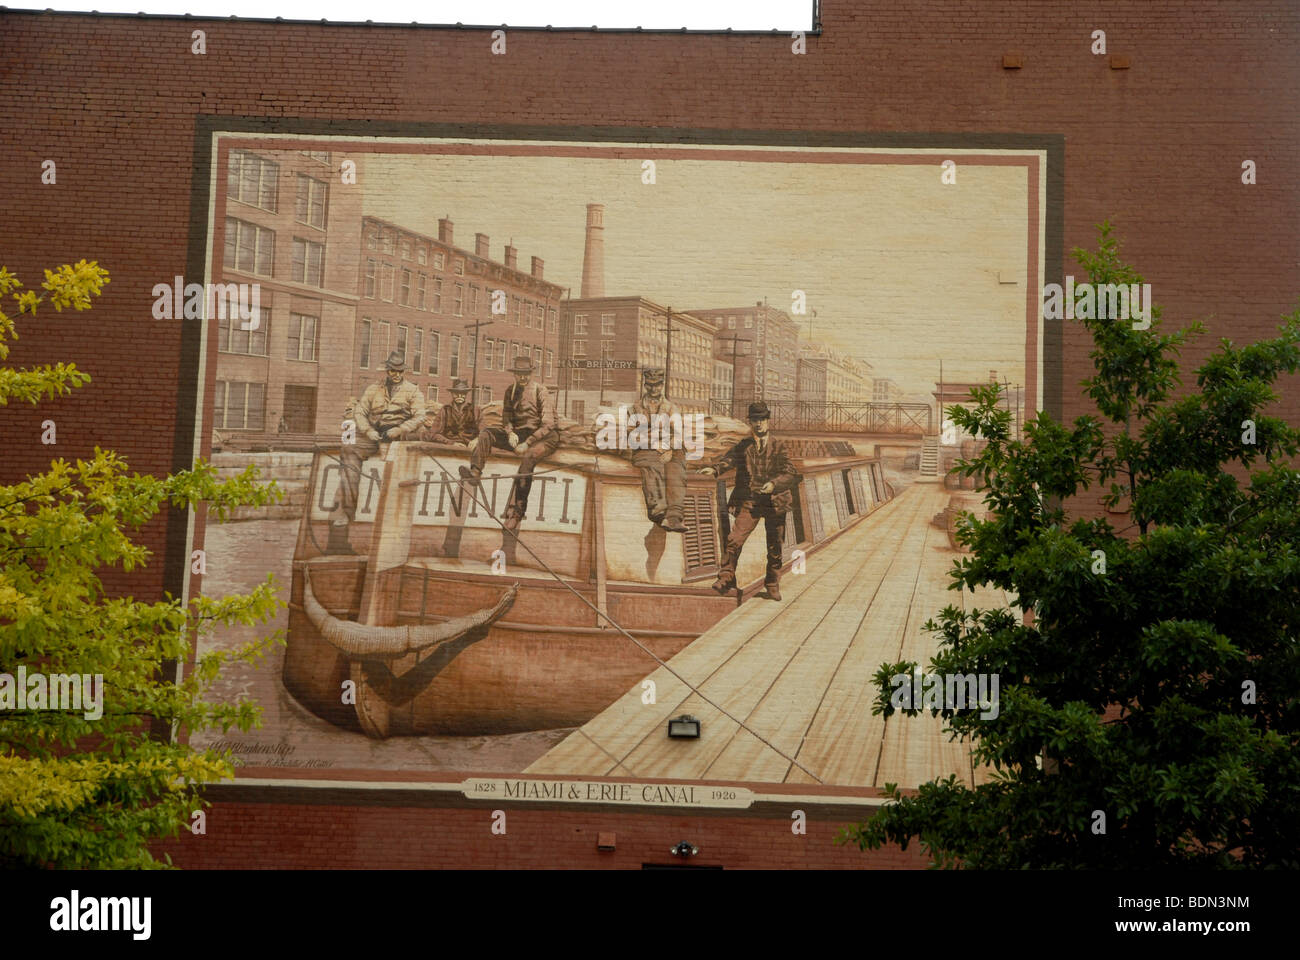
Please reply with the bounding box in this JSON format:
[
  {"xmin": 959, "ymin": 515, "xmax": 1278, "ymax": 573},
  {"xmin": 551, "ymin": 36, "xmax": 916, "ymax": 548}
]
[{"xmin": 362, "ymin": 146, "xmax": 1033, "ymax": 399}]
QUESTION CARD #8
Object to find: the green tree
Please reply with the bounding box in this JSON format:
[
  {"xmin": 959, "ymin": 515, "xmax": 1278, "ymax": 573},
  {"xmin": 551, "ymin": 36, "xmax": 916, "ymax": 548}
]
[
  {"xmin": 0, "ymin": 260, "xmax": 283, "ymax": 868},
  {"xmin": 843, "ymin": 224, "xmax": 1300, "ymax": 868}
]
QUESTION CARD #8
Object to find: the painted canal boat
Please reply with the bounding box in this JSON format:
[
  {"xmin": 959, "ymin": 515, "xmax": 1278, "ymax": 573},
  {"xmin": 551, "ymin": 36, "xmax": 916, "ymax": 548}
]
[{"xmin": 283, "ymin": 438, "xmax": 895, "ymax": 737}]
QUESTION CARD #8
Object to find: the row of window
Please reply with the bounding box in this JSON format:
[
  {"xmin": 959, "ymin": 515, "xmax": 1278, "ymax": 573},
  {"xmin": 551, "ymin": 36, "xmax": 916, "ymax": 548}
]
[
  {"xmin": 363, "ymin": 259, "xmax": 558, "ymax": 327},
  {"xmin": 218, "ymin": 309, "xmax": 318, "ymax": 361},
  {"xmin": 358, "ymin": 319, "xmax": 554, "ymax": 381},
  {"xmin": 225, "ymin": 216, "xmax": 326, "ymax": 287},
  {"xmin": 213, "ymin": 378, "xmax": 496, "ymax": 433},
  {"xmin": 366, "ymin": 227, "xmax": 450, "ymax": 269},
  {"xmin": 228, "ymin": 151, "xmax": 329, "ymax": 230}
]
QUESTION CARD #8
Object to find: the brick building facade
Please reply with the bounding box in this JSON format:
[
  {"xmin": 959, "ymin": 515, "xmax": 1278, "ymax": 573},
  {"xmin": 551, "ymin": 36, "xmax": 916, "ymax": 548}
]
[{"xmin": 3, "ymin": 2, "xmax": 1296, "ymax": 869}]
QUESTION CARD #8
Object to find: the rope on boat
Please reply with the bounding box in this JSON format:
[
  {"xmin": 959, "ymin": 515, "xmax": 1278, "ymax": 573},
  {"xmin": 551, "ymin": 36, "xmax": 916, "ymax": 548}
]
[{"xmin": 418, "ymin": 450, "xmax": 827, "ymax": 785}]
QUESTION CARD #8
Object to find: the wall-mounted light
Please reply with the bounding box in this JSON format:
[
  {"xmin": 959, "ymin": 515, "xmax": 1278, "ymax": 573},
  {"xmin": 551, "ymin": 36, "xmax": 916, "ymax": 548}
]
[
  {"xmin": 667, "ymin": 714, "xmax": 701, "ymax": 739},
  {"xmin": 670, "ymin": 841, "xmax": 698, "ymax": 857}
]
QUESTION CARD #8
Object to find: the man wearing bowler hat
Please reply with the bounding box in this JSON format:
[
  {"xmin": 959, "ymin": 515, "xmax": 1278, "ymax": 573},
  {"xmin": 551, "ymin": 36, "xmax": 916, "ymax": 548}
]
[
  {"xmin": 698, "ymin": 400, "xmax": 800, "ymax": 600},
  {"xmin": 462, "ymin": 355, "xmax": 559, "ymax": 518},
  {"xmin": 337, "ymin": 350, "xmax": 426, "ymax": 523},
  {"xmin": 420, "ymin": 377, "xmax": 482, "ymax": 444}
]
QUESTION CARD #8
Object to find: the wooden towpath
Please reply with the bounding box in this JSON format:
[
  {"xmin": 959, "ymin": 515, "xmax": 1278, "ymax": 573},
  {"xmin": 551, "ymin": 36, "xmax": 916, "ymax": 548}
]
[{"xmin": 525, "ymin": 483, "xmax": 1013, "ymax": 788}]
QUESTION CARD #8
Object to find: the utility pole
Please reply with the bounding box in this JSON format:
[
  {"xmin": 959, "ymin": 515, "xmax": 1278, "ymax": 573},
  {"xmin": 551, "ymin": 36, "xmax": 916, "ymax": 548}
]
[
  {"xmin": 664, "ymin": 307, "xmax": 673, "ymax": 399},
  {"xmin": 462, "ymin": 317, "xmax": 494, "ymax": 398},
  {"xmin": 718, "ymin": 331, "xmax": 748, "ymax": 419},
  {"xmin": 938, "ymin": 359, "xmax": 944, "ymax": 439}
]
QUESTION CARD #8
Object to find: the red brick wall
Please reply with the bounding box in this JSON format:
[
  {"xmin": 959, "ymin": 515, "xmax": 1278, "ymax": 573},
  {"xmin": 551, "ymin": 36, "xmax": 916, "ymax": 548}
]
[
  {"xmin": 153, "ymin": 800, "xmax": 925, "ymax": 869},
  {"xmin": 3, "ymin": 1, "xmax": 1296, "ymax": 869}
]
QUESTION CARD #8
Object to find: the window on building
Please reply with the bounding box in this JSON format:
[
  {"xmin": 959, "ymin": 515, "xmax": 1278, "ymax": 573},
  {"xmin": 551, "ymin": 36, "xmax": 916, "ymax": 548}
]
[
  {"xmin": 745, "ymin": 315, "xmax": 753, "ymax": 328},
  {"xmin": 433, "ymin": 278, "xmax": 443, "ymax": 312},
  {"xmin": 496, "ymin": 339, "xmax": 506, "ymax": 369},
  {"xmin": 428, "ymin": 331, "xmax": 441, "ymax": 375},
  {"xmin": 484, "ymin": 338, "xmax": 495, "ymax": 370},
  {"xmin": 366, "ymin": 229, "xmax": 378, "ymax": 250},
  {"xmin": 573, "ymin": 314, "xmax": 588, "ymax": 336},
  {"xmin": 286, "ymin": 313, "xmax": 318, "ymax": 361},
  {"xmin": 571, "ymin": 368, "xmax": 585, "ymax": 388},
  {"xmin": 294, "ymin": 174, "xmax": 327, "ymax": 229},
  {"xmin": 454, "ymin": 259, "xmax": 464, "ymax": 276},
  {"xmin": 400, "ymin": 237, "xmax": 411, "ymax": 260},
  {"xmin": 600, "ymin": 341, "xmax": 614, "ymax": 386},
  {"xmin": 376, "ymin": 321, "xmax": 390, "ymax": 365},
  {"xmin": 534, "ymin": 346, "xmax": 544, "ymax": 376},
  {"xmin": 546, "ymin": 349, "xmax": 554, "ymax": 379},
  {"xmin": 412, "ymin": 329, "xmax": 423, "ymax": 373},
  {"xmin": 359, "ymin": 318, "xmax": 372, "ymax": 368},
  {"xmin": 454, "ymin": 283, "xmax": 464, "ymax": 317},
  {"xmin": 227, "ymin": 152, "xmax": 278, "ymax": 212},
  {"xmin": 601, "ymin": 314, "xmax": 616, "ymax": 337},
  {"xmin": 470, "ymin": 286, "xmax": 480, "ymax": 315},
  {"xmin": 213, "ymin": 380, "xmax": 266, "ymax": 431},
  {"xmin": 417, "ymin": 273, "xmax": 427, "ymax": 309},
  {"xmin": 466, "ymin": 336, "xmax": 477, "ymax": 370},
  {"xmin": 364, "ymin": 259, "xmax": 377, "ymax": 298},
  {"xmin": 417, "ymin": 245, "xmax": 427, "ymax": 265},
  {"xmin": 548, "ymin": 307, "xmax": 557, "ymax": 332},
  {"xmin": 292, "ymin": 238, "xmax": 325, "ymax": 286},
  {"xmin": 218, "ymin": 307, "xmax": 270, "ymax": 356},
  {"xmin": 449, "ymin": 335, "xmax": 462, "ymax": 378},
  {"xmin": 382, "ymin": 230, "xmax": 395, "ymax": 255},
  {"xmin": 382, "ymin": 263, "xmax": 395, "ymax": 301},
  {"xmin": 224, "ymin": 217, "xmax": 274, "ymax": 276},
  {"xmin": 396, "ymin": 325, "xmax": 408, "ymax": 363},
  {"xmin": 300, "ymin": 150, "xmax": 331, "ymax": 165},
  {"xmin": 572, "ymin": 339, "xmax": 587, "ymax": 357},
  {"xmin": 434, "ymin": 251, "xmax": 445, "ymax": 269},
  {"xmin": 427, "ymin": 385, "xmax": 439, "ymax": 405},
  {"xmin": 513, "ymin": 296, "xmax": 521, "ymax": 325},
  {"xmin": 400, "ymin": 269, "xmax": 411, "ymax": 305}
]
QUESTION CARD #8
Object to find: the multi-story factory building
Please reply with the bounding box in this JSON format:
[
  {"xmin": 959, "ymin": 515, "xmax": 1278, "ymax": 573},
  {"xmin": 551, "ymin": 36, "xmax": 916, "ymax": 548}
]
[
  {"xmin": 691, "ymin": 303, "xmax": 800, "ymax": 406},
  {"xmin": 214, "ymin": 149, "xmax": 366, "ymax": 443},
  {"xmin": 357, "ymin": 216, "xmax": 563, "ymax": 414},
  {"xmin": 558, "ymin": 297, "xmax": 715, "ymax": 423}
]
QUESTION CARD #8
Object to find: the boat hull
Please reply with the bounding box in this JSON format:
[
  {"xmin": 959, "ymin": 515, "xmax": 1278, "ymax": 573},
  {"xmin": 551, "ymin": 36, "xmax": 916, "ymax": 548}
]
[{"xmin": 282, "ymin": 563, "xmax": 733, "ymax": 735}]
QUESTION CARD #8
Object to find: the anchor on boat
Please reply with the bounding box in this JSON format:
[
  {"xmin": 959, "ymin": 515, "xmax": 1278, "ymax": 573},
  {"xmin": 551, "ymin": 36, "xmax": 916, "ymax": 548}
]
[{"xmin": 301, "ymin": 565, "xmax": 518, "ymax": 737}]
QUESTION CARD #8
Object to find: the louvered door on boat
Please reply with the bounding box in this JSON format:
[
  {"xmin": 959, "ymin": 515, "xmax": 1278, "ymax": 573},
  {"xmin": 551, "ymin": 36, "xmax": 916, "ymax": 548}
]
[{"xmin": 682, "ymin": 491, "xmax": 719, "ymax": 581}]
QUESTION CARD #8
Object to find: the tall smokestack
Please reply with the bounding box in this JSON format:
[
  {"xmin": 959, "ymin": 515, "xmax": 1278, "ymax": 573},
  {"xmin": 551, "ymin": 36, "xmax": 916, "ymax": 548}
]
[
  {"xmin": 504, "ymin": 241, "xmax": 518, "ymax": 272},
  {"xmin": 438, "ymin": 216, "xmax": 453, "ymax": 245},
  {"xmin": 475, "ymin": 232, "xmax": 490, "ymax": 258},
  {"xmin": 581, "ymin": 203, "xmax": 605, "ymax": 299}
]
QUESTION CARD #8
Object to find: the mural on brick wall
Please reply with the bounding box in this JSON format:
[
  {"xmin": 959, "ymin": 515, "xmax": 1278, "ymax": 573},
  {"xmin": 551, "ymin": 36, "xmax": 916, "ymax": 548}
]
[{"xmin": 190, "ymin": 133, "xmax": 1049, "ymax": 792}]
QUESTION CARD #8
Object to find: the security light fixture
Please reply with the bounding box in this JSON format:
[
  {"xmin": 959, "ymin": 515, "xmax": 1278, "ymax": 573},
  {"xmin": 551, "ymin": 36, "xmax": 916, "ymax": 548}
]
[
  {"xmin": 667, "ymin": 714, "xmax": 701, "ymax": 739},
  {"xmin": 670, "ymin": 841, "xmax": 698, "ymax": 857}
]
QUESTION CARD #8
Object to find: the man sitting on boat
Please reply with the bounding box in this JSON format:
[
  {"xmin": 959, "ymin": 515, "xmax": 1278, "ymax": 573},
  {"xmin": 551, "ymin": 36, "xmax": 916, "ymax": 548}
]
[
  {"xmin": 698, "ymin": 401, "xmax": 800, "ymax": 601},
  {"xmin": 459, "ymin": 356, "xmax": 560, "ymax": 520},
  {"xmin": 419, "ymin": 377, "xmax": 482, "ymax": 444},
  {"xmin": 627, "ymin": 367, "xmax": 688, "ymax": 534},
  {"xmin": 337, "ymin": 350, "xmax": 426, "ymax": 525}
]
